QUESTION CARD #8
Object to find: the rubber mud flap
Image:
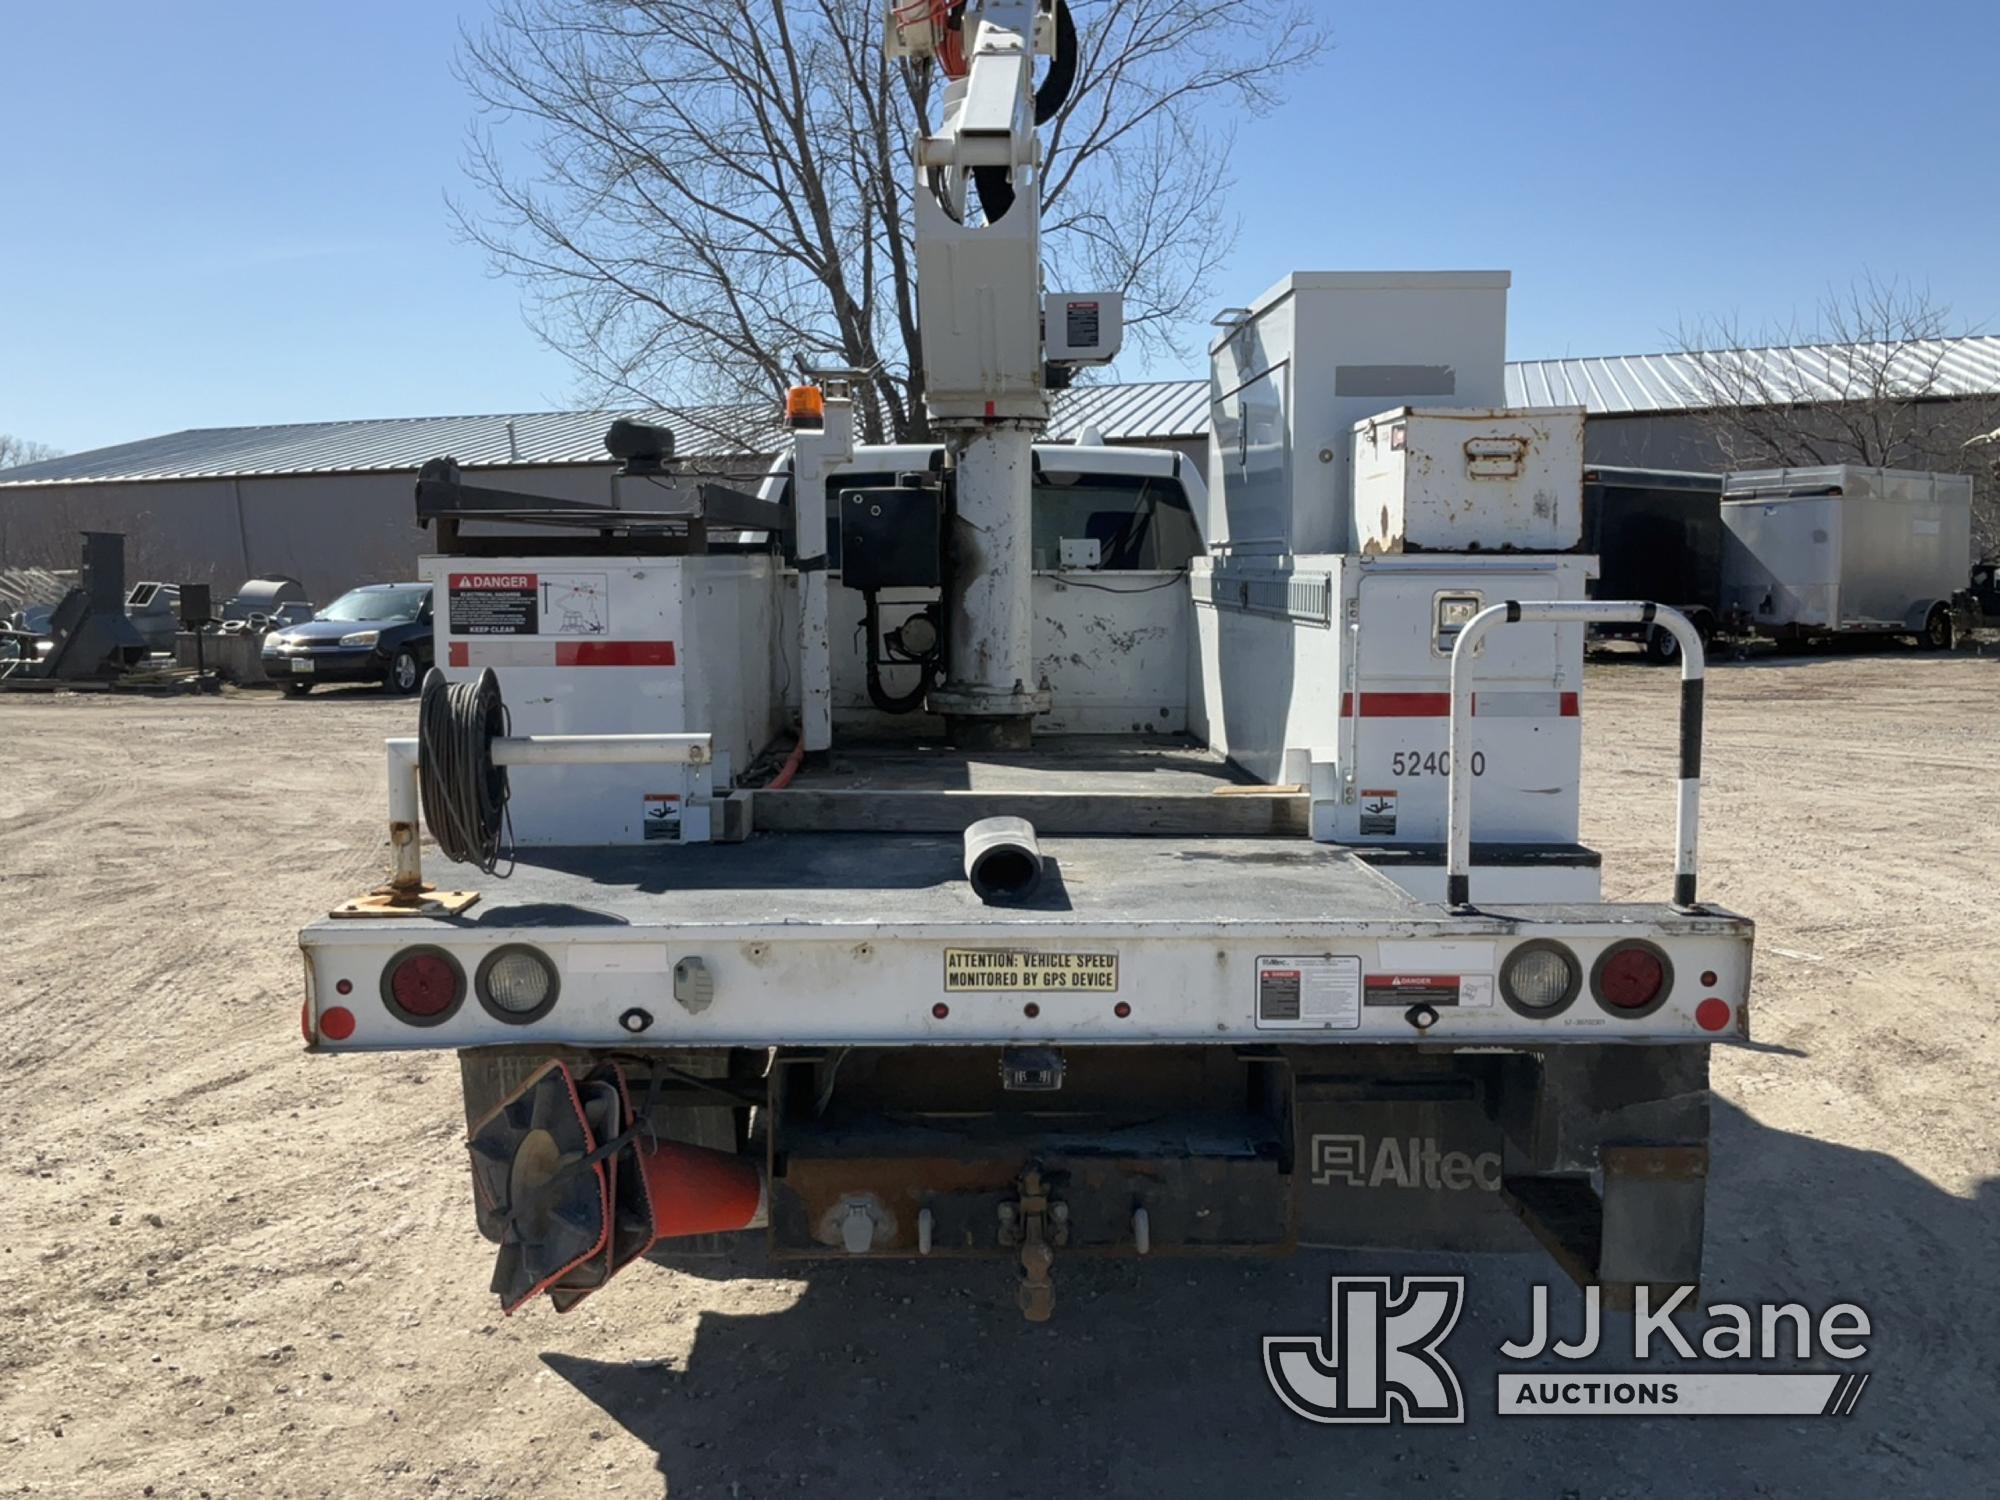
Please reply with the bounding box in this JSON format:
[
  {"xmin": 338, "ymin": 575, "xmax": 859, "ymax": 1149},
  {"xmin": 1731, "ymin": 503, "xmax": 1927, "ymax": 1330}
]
[
  {"xmin": 547, "ymin": 1063, "xmax": 665, "ymax": 1313},
  {"xmin": 467, "ymin": 1060, "xmax": 611, "ymax": 1314},
  {"xmin": 1293, "ymin": 1095, "xmax": 1529, "ymax": 1253}
]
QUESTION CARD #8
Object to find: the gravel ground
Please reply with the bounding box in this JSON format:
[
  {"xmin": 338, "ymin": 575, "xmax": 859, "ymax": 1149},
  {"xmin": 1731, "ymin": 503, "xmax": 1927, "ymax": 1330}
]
[{"xmin": 1, "ymin": 653, "xmax": 1995, "ymax": 1498}]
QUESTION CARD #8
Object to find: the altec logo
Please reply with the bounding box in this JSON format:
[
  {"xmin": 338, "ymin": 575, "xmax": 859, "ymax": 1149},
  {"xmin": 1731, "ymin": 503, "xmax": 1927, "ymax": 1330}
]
[
  {"xmin": 1310, "ymin": 1133, "xmax": 1502, "ymax": 1192},
  {"xmin": 1265, "ymin": 1277, "xmax": 1466, "ymax": 1424}
]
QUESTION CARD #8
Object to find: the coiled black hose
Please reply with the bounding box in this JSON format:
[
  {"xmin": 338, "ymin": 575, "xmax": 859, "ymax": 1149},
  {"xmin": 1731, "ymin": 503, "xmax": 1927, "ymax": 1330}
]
[
  {"xmin": 418, "ymin": 666, "xmax": 512, "ymax": 874},
  {"xmin": 1033, "ymin": 0, "xmax": 1078, "ymax": 125},
  {"xmin": 971, "ymin": 0, "xmax": 1078, "ymax": 224}
]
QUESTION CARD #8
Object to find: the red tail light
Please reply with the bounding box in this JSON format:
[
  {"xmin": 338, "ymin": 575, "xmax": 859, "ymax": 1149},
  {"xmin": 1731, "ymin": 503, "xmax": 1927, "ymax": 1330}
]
[
  {"xmin": 383, "ymin": 946, "xmax": 465, "ymax": 1025},
  {"xmin": 1591, "ymin": 940, "xmax": 1672, "ymax": 1017}
]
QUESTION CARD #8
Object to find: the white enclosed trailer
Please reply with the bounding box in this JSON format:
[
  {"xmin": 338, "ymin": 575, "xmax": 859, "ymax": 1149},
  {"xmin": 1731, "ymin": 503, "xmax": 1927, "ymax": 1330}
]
[
  {"xmin": 294, "ymin": 0, "xmax": 1757, "ymax": 1324},
  {"xmin": 1719, "ymin": 465, "xmax": 1973, "ymax": 646}
]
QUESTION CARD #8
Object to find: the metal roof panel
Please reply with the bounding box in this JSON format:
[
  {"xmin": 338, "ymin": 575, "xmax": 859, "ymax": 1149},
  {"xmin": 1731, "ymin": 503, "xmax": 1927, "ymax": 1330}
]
[{"xmin": 11, "ymin": 334, "xmax": 2000, "ymax": 487}]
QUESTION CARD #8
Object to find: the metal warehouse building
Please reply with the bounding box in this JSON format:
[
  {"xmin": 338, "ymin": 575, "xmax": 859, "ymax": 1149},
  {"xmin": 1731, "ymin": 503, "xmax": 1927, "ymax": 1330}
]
[
  {"xmin": 5, "ymin": 341, "xmax": 1995, "ymax": 604},
  {"xmin": 1508, "ymin": 336, "xmax": 2000, "ymax": 470},
  {"xmin": 0, "ymin": 383, "xmax": 1207, "ymax": 605}
]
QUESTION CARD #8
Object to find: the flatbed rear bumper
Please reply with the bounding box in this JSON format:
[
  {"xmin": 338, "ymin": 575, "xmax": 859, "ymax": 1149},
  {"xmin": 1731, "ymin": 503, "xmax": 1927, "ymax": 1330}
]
[{"xmin": 299, "ymin": 835, "xmax": 1752, "ymax": 1050}]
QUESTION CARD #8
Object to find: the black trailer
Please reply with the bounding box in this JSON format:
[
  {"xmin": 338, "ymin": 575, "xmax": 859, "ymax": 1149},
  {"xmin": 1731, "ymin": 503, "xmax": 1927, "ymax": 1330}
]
[
  {"xmin": 1970, "ymin": 558, "xmax": 2000, "ymax": 621},
  {"xmin": 1582, "ymin": 467, "xmax": 1726, "ymax": 663}
]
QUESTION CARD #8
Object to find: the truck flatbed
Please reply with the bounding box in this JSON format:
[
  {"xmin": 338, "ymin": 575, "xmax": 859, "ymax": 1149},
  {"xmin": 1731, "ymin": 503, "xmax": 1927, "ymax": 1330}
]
[
  {"xmin": 311, "ymin": 834, "xmax": 1726, "ymax": 936},
  {"xmin": 301, "ymin": 737, "xmax": 1749, "ymax": 1051}
]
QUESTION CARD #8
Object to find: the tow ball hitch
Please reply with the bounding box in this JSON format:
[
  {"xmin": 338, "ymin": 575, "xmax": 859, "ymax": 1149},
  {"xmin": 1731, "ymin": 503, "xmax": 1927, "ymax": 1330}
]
[{"xmin": 997, "ymin": 1167, "xmax": 1069, "ymax": 1322}]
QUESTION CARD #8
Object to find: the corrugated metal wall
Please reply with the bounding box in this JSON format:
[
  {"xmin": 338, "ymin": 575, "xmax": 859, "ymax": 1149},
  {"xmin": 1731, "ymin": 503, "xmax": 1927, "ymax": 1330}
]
[
  {"xmin": 0, "ymin": 464, "xmax": 648, "ymax": 606},
  {"xmin": 0, "ymin": 443, "xmax": 1202, "ymax": 605}
]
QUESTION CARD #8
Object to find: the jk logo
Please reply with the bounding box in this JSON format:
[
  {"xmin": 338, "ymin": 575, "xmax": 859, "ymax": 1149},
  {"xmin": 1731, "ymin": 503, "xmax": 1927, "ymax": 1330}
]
[{"xmin": 1264, "ymin": 1276, "xmax": 1466, "ymax": 1424}]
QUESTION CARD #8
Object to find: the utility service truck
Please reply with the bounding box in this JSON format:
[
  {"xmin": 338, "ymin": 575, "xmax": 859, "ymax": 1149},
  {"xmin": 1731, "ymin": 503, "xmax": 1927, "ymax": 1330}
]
[{"xmin": 297, "ymin": 0, "xmax": 1750, "ymax": 1322}]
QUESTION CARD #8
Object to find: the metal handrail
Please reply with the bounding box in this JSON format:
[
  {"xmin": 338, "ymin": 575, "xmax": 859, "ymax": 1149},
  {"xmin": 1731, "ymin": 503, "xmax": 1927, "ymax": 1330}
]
[{"xmin": 1446, "ymin": 601, "xmax": 1705, "ymax": 913}]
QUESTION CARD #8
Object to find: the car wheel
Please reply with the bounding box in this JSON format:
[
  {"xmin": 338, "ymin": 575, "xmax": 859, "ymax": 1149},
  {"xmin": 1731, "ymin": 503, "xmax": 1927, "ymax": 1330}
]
[
  {"xmin": 282, "ymin": 679, "xmax": 313, "ymax": 697},
  {"xmin": 1924, "ymin": 605, "xmax": 1953, "ymax": 651},
  {"xmin": 387, "ymin": 648, "xmax": 422, "ymax": 694},
  {"xmin": 1645, "ymin": 626, "xmax": 1680, "ymax": 665}
]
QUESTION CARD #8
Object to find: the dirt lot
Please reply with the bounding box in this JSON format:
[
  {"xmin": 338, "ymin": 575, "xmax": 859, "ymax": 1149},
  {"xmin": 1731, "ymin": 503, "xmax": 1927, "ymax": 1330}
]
[{"xmin": 2, "ymin": 655, "xmax": 1996, "ymax": 1498}]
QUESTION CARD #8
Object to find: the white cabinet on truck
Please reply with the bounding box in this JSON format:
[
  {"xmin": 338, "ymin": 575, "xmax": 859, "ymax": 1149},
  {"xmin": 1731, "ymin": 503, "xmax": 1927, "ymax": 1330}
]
[{"xmin": 1353, "ymin": 406, "xmax": 1586, "ymax": 555}]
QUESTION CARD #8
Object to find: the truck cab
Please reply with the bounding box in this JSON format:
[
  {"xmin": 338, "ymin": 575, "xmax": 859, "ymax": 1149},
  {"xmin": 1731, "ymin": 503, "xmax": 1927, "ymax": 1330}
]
[{"xmin": 756, "ymin": 441, "xmax": 1206, "ymax": 574}]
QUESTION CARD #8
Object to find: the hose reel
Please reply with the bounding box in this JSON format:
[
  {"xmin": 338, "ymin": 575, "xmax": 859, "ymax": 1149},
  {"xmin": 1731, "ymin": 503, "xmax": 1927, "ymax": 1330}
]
[{"xmin": 417, "ymin": 666, "xmax": 512, "ymax": 873}]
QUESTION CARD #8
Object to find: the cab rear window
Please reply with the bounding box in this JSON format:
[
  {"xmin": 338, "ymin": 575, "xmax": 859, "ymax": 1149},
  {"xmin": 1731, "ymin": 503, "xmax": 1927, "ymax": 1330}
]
[{"xmin": 816, "ymin": 468, "xmax": 1200, "ymax": 572}]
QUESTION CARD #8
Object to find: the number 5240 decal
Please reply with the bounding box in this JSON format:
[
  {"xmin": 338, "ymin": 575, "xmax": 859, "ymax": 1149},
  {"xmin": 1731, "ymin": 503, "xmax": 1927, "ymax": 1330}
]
[{"xmin": 1390, "ymin": 749, "xmax": 1485, "ymax": 777}]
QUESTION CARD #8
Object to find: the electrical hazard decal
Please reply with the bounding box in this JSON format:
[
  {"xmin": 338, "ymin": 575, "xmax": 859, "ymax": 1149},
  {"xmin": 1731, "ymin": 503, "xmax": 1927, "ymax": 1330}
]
[
  {"xmin": 1359, "ymin": 788, "xmax": 1398, "ymax": 836},
  {"xmin": 448, "ymin": 572, "xmax": 538, "ymax": 635},
  {"xmin": 943, "ymin": 949, "xmax": 1119, "ymax": 992},
  {"xmin": 538, "ymin": 573, "xmax": 609, "ymax": 635},
  {"xmin": 1364, "ymin": 974, "xmax": 1495, "ymax": 1008},
  {"xmin": 642, "ymin": 793, "xmax": 682, "ymax": 842},
  {"xmin": 446, "ymin": 572, "xmax": 611, "ymax": 636}
]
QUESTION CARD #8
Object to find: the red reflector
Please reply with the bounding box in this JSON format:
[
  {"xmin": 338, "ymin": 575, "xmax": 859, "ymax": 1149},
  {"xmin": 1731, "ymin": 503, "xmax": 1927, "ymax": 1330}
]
[
  {"xmin": 1114, "ymin": 1001, "xmax": 1132, "ymax": 1019},
  {"xmin": 319, "ymin": 1005, "xmax": 357, "ymax": 1042},
  {"xmin": 932, "ymin": 1002, "xmax": 949, "ymax": 1019},
  {"xmin": 391, "ymin": 954, "xmax": 459, "ymax": 1017},
  {"xmin": 1695, "ymin": 998, "xmax": 1731, "ymax": 1032},
  {"xmin": 1598, "ymin": 946, "xmax": 1666, "ymax": 1009},
  {"xmin": 335, "ymin": 978, "xmax": 353, "ymax": 996}
]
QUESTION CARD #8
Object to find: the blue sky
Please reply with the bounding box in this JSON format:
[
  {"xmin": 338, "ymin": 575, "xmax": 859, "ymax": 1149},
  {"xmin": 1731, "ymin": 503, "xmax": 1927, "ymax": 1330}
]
[{"xmin": 3, "ymin": 0, "xmax": 1996, "ymax": 455}]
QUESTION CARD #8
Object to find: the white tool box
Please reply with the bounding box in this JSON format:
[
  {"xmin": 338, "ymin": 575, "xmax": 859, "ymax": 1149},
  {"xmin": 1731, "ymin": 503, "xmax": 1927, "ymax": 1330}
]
[
  {"xmin": 1352, "ymin": 406, "xmax": 1586, "ymax": 554},
  {"xmin": 422, "ymin": 555, "xmax": 782, "ymax": 844}
]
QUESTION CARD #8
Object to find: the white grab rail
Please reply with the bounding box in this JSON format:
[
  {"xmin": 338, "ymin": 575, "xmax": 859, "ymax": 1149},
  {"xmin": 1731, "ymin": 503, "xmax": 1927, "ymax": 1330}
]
[{"xmin": 1446, "ymin": 601, "xmax": 1705, "ymax": 913}]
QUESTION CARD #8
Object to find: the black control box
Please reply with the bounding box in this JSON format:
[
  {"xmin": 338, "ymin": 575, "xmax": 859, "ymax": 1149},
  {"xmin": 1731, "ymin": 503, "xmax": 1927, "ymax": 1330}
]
[{"xmin": 837, "ymin": 486, "xmax": 941, "ymax": 592}]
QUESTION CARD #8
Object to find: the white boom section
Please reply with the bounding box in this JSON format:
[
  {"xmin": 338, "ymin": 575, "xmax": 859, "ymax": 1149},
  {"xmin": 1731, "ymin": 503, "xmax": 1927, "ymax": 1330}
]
[{"xmin": 905, "ymin": 0, "xmax": 1054, "ymax": 743}]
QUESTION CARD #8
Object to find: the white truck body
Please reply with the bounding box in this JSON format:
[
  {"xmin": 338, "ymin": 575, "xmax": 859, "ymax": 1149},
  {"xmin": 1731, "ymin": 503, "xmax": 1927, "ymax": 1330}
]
[{"xmin": 1207, "ymin": 272, "xmax": 1511, "ymax": 556}]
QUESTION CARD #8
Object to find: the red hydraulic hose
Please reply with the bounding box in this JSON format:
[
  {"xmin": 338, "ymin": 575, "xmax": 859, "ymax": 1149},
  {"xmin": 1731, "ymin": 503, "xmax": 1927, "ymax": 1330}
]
[{"xmin": 768, "ymin": 736, "xmax": 805, "ymax": 789}]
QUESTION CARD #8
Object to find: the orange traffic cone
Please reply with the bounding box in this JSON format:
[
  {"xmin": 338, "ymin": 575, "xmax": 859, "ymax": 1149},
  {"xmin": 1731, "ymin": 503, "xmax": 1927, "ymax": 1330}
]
[{"xmin": 636, "ymin": 1138, "xmax": 768, "ymax": 1239}]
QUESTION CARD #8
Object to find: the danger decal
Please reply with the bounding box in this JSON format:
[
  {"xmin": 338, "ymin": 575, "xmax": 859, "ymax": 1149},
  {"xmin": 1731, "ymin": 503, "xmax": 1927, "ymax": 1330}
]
[
  {"xmin": 448, "ymin": 573, "xmax": 538, "ymax": 635},
  {"xmin": 1364, "ymin": 974, "xmax": 1495, "ymax": 1008},
  {"xmin": 446, "ymin": 571, "xmax": 612, "ymax": 637}
]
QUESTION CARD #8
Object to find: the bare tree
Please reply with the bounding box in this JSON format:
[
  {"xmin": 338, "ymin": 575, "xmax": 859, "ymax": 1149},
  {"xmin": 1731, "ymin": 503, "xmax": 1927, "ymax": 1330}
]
[
  {"xmin": 454, "ymin": 0, "xmax": 1325, "ymax": 445},
  {"xmin": 1675, "ymin": 276, "xmax": 2000, "ymax": 551},
  {"xmin": 0, "ymin": 434, "xmax": 60, "ymax": 471}
]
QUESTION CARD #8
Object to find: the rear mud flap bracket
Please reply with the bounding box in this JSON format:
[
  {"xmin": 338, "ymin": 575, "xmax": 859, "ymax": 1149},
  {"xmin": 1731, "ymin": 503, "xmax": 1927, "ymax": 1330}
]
[{"xmin": 1503, "ymin": 1143, "xmax": 1708, "ymax": 1310}]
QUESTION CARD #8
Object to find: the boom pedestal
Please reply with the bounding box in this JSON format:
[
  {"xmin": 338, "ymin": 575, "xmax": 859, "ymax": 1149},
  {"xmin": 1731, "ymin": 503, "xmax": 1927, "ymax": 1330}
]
[{"xmin": 932, "ymin": 423, "xmax": 1048, "ymax": 747}]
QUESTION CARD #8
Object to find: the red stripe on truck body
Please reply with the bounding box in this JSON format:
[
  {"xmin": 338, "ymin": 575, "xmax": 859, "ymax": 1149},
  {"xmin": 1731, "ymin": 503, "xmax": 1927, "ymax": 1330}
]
[
  {"xmin": 554, "ymin": 640, "xmax": 677, "ymax": 667},
  {"xmin": 1338, "ymin": 691, "xmax": 1579, "ymax": 717}
]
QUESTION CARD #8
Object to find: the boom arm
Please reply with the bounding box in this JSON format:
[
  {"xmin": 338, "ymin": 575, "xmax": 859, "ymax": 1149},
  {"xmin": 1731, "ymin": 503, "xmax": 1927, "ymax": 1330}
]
[
  {"xmin": 889, "ymin": 0, "xmax": 1072, "ymax": 744},
  {"xmin": 901, "ymin": 0, "xmax": 1053, "ymax": 420}
]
